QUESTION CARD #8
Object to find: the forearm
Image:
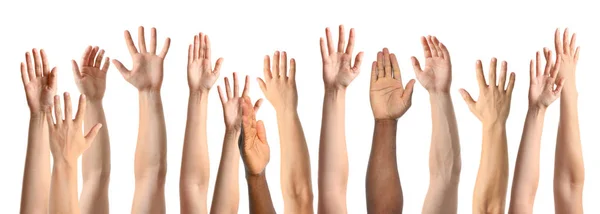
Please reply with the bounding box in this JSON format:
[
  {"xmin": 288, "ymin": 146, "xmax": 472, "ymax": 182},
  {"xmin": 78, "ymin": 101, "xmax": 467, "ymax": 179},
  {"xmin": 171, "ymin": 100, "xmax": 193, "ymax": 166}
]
[
  {"xmin": 473, "ymin": 124, "xmax": 509, "ymax": 213},
  {"xmin": 20, "ymin": 113, "xmax": 51, "ymax": 213},
  {"xmin": 366, "ymin": 119, "xmax": 402, "ymax": 213},
  {"xmin": 276, "ymin": 110, "xmax": 313, "ymax": 212},
  {"xmin": 49, "ymin": 161, "xmax": 79, "ymax": 214},
  {"xmin": 318, "ymin": 89, "xmax": 348, "ymax": 212},
  {"xmin": 555, "ymin": 82, "xmax": 584, "ymax": 185},
  {"xmin": 210, "ymin": 130, "xmax": 241, "ymax": 214},
  {"xmin": 180, "ymin": 92, "xmax": 210, "ymax": 213},
  {"xmin": 423, "ymin": 92, "xmax": 461, "ymax": 213},
  {"xmin": 509, "ymin": 107, "xmax": 545, "ymax": 213},
  {"xmin": 246, "ymin": 172, "xmax": 276, "ymax": 214}
]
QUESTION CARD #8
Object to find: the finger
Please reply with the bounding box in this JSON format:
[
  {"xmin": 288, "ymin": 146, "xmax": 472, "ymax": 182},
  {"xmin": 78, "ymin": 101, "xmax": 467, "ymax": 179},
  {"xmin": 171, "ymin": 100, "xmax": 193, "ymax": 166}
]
[
  {"xmin": 440, "ymin": 42, "xmax": 450, "ymax": 60},
  {"xmin": 570, "ymin": 33, "xmax": 577, "ymax": 54},
  {"xmin": 242, "ymin": 75, "xmax": 250, "ymax": 97},
  {"xmin": 377, "ymin": 51, "xmax": 384, "ymax": 78},
  {"xmin": 391, "ymin": 54, "xmax": 402, "ymax": 82},
  {"xmin": 124, "ymin": 30, "xmax": 138, "ymax": 55},
  {"xmin": 187, "ymin": 44, "xmax": 193, "ymax": 65},
  {"xmin": 217, "ymin": 86, "xmax": 226, "ymax": 104},
  {"xmin": 346, "ymin": 28, "xmax": 355, "ymax": 54},
  {"xmin": 498, "ymin": 61, "xmax": 507, "ymax": 91},
  {"xmin": 33, "ymin": 49, "xmax": 42, "ymax": 77},
  {"xmin": 402, "ymin": 79, "xmax": 416, "ymax": 101},
  {"xmin": 20, "ymin": 63, "xmax": 29, "ymax": 84},
  {"xmin": 427, "ymin": 36, "xmax": 438, "ymax": 57},
  {"xmin": 326, "ymin": 27, "xmax": 335, "ymax": 55},
  {"xmin": 54, "ymin": 95, "xmax": 63, "ymax": 125},
  {"xmin": 351, "ymin": 52, "xmax": 363, "ymax": 74},
  {"xmin": 432, "ymin": 36, "xmax": 443, "ymax": 57},
  {"xmin": 563, "ymin": 28, "xmax": 570, "ymax": 55},
  {"xmin": 370, "ymin": 61, "xmax": 377, "ymax": 83},
  {"xmin": 489, "ymin": 58, "xmax": 497, "ymax": 87},
  {"xmin": 554, "ymin": 28, "xmax": 563, "ymax": 55},
  {"xmin": 337, "ymin": 25, "xmax": 346, "ymax": 53},
  {"xmin": 138, "ymin": 26, "xmax": 147, "ymax": 53},
  {"xmin": 26, "ymin": 52, "xmax": 35, "ymax": 81},
  {"xmin": 193, "ymin": 35, "xmax": 199, "ymax": 59},
  {"xmin": 49, "ymin": 67, "xmax": 58, "ymax": 89},
  {"xmin": 289, "ymin": 58, "xmax": 296, "ymax": 80},
  {"xmin": 74, "ymin": 94, "xmax": 86, "ymax": 125},
  {"xmin": 254, "ymin": 99, "xmax": 263, "ymax": 113},
  {"xmin": 256, "ymin": 120, "xmax": 268, "ymax": 144},
  {"xmin": 506, "ymin": 72, "xmax": 516, "ymax": 96},
  {"xmin": 63, "ymin": 92, "xmax": 72, "ymax": 124},
  {"xmin": 85, "ymin": 123, "xmax": 103, "ymax": 145},
  {"xmin": 420, "ymin": 36, "xmax": 432, "ymax": 58},
  {"xmin": 544, "ymin": 51, "xmax": 554, "ymax": 76},
  {"xmin": 206, "ymin": 35, "xmax": 212, "ymax": 60},
  {"xmin": 536, "ymin": 51, "xmax": 542, "ymax": 77},
  {"xmin": 551, "ymin": 55, "xmax": 562, "ymax": 79},
  {"xmin": 81, "ymin": 46, "xmax": 92, "ymax": 67},
  {"xmin": 87, "ymin": 46, "xmax": 99, "ymax": 66},
  {"xmin": 111, "ymin": 59, "xmax": 130, "ymax": 78},
  {"xmin": 554, "ymin": 77, "xmax": 566, "ymax": 95},
  {"xmin": 319, "ymin": 37, "xmax": 328, "ymax": 59},
  {"xmin": 199, "ymin": 33, "xmax": 206, "ymax": 59},
  {"xmin": 529, "ymin": 60, "xmax": 535, "ymax": 84},
  {"xmin": 159, "ymin": 37, "xmax": 171, "ymax": 58},
  {"xmin": 233, "ymin": 72, "xmax": 240, "ymax": 98},
  {"xmin": 257, "ymin": 78, "xmax": 267, "ymax": 96},
  {"xmin": 41, "ymin": 49, "xmax": 50, "ymax": 76},
  {"xmin": 459, "ymin": 89, "xmax": 476, "ymax": 109},
  {"xmin": 224, "ymin": 77, "xmax": 232, "ymax": 99},
  {"xmin": 272, "ymin": 51, "xmax": 280, "ymax": 78},
  {"xmin": 543, "ymin": 47, "xmax": 551, "ymax": 60},
  {"xmin": 280, "ymin": 51, "xmax": 288, "ymax": 78},
  {"xmin": 383, "ymin": 48, "xmax": 392, "ymax": 78},
  {"xmin": 411, "ymin": 56, "xmax": 423, "ymax": 77},
  {"xmin": 72, "ymin": 60, "xmax": 82, "ymax": 79},
  {"xmin": 95, "ymin": 49, "xmax": 105, "ymax": 68},
  {"xmin": 574, "ymin": 47, "xmax": 580, "ymax": 62},
  {"xmin": 149, "ymin": 27, "xmax": 157, "ymax": 54},
  {"xmin": 263, "ymin": 55, "xmax": 272, "ymax": 80},
  {"xmin": 475, "ymin": 60, "xmax": 487, "ymax": 89},
  {"xmin": 214, "ymin": 58, "xmax": 223, "ymax": 75}
]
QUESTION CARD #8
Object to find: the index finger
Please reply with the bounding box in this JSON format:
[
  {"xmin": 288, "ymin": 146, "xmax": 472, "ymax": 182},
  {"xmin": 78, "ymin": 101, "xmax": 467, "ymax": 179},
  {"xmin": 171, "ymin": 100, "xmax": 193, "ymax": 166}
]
[{"xmin": 475, "ymin": 60, "xmax": 487, "ymax": 89}]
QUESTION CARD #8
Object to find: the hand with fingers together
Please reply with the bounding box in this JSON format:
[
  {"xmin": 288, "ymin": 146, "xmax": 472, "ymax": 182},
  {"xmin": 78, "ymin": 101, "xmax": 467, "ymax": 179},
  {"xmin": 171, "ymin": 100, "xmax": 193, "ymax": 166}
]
[
  {"xmin": 112, "ymin": 26, "xmax": 171, "ymax": 92},
  {"xmin": 188, "ymin": 32, "xmax": 223, "ymax": 93},
  {"xmin": 241, "ymin": 96, "xmax": 270, "ymax": 176},
  {"xmin": 554, "ymin": 28, "xmax": 580, "ymax": 83},
  {"xmin": 72, "ymin": 46, "xmax": 110, "ymax": 101},
  {"xmin": 320, "ymin": 25, "xmax": 364, "ymax": 90},
  {"xmin": 370, "ymin": 48, "xmax": 416, "ymax": 120},
  {"xmin": 257, "ymin": 51, "xmax": 298, "ymax": 113},
  {"xmin": 529, "ymin": 51, "xmax": 564, "ymax": 108},
  {"xmin": 412, "ymin": 36, "xmax": 452, "ymax": 93},
  {"xmin": 218, "ymin": 73, "xmax": 263, "ymax": 131}
]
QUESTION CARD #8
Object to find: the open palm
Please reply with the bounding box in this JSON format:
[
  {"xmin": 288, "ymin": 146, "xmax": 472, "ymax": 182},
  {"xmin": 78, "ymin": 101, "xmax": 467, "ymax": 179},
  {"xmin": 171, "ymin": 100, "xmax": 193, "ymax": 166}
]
[
  {"xmin": 529, "ymin": 51, "xmax": 564, "ymax": 108},
  {"xmin": 218, "ymin": 73, "xmax": 263, "ymax": 130},
  {"xmin": 20, "ymin": 49, "xmax": 57, "ymax": 113},
  {"xmin": 73, "ymin": 46, "xmax": 110, "ymax": 101},
  {"xmin": 188, "ymin": 33, "xmax": 223, "ymax": 92},
  {"xmin": 370, "ymin": 49, "xmax": 415, "ymax": 120},
  {"xmin": 240, "ymin": 96, "xmax": 270, "ymax": 175},
  {"xmin": 320, "ymin": 25, "xmax": 363, "ymax": 89},
  {"xmin": 412, "ymin": 36, "xmax": 452, "ymax": 93}
]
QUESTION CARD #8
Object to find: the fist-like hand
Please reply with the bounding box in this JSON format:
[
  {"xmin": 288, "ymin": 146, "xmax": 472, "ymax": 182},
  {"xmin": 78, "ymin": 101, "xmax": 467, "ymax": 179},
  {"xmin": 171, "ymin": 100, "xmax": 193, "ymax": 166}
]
[
  {"xmin": 20, "ymin": 49, "xmax": 57, "ymax": 114},
  {"xmin": 370, "ymin": 48, "xmax": 416, "ymax": 120},
  {"xmin": 554, "ymin": 28, "xmax": 580, "ymax": 82},
  {"xmin": 46, "ymin": 93, "xmax": 102, "ymax": 165},
  {"xmin": 258, "ymin": 51, "xmax": 298, "ymax": 113},
  {"xmin": 529, "ymin": 50, "xmax": 564, "ymax": 108},
  {"xmin": 412, "ymin": 36, "xmax": 452, "ymax": 93},
  {"xmin": 320, "ymin": 25, "xmax": 364, "ymax": 90},
  {"xmin": 188, "ymin": 33, "xmax": 223, "ymax": 92},
  {"xmin": 218, "ymin": 73, "xmax": 263, "ymax": 131},
  {"xmin": 240, "ymin": 96, "xmax": 270, "ymax": 176},
  {"xmin": 460, "ymin": 59, "xmax": 516, "ymax": 125},
  {"xmin": 112, "ymin": 26, "xmax": 171, "ymax": 92},
  {"xmin": 72, "ymin": 46, "xmax": 110, "ymax": 102}
]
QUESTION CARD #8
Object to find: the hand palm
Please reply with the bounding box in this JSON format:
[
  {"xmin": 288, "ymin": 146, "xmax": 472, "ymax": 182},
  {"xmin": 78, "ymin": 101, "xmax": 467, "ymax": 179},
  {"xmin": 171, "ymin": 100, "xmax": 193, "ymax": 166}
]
[
  {"xmin": 76, "ymin": 67, "xmax": 106, "ymax": 100},
  {"xmin": 529, "ymin": 76, "xmax": 559, "ymax": 107},
  {"xmin": 242, "ymin": 125, "xmax": 270, "ymax": 175},
  {"xmin": 223, "ymin": 97, "xmax": 242, "ymax": 128},
  {"xmin": 127, "ymin": 54, "xmax": 164, "ymax": 90},
  {"xmin": 188, "ymin": 60, "xmax": 217, "ymax": 91},
  {"xmin": 25, "ymin": 76, "xmax": 55, "ymax": 112},
  {"xmin": 417, "ymin": 59, "xmax": 451, "ymax": 92},
  {"xmin": 370, "ymin": 79, "xmax": 410, "ymax": 119},
  {"xmin": 324, "ymin": 53, "xmax": 357, "ymax": 88}
]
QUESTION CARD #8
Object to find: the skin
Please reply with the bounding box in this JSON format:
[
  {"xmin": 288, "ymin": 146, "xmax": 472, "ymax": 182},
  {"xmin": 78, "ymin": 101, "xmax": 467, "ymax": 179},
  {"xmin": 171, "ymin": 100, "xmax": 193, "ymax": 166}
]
[
  {"xmin": 508, "ymin": 50, "xmax": 565, "ymax": 213},
  {"xmin": 411, "ymin": 36, "xmax": 461, "ymax": 214},
  {"xmin": 72, "ymin": 46, "xmax": 112, "ymax": 214},
  {"xmin": 257, "ymin": 51, "xmax": 313, "ymax": 213},
  {"xmin": 47, "ymin": 93, "xmax": 102, "ymax": 214},
  {"xmin": 459, "ymin": 58, "xmax": 515, "ymax": 214},
  {"xmin": 552, "ymin": 28, "xmax": 584, "ymax": 214},
  {"xmin": 179, "ymin": 33, "xmax": 223, "ymax": 214},
  {"xmin": 19, "ymin": 49, "xmax": 56, "ymax": 214},
  {"xmin": 366, "ymin": 48, "xmax": 415, "ymax": 213},
  {"xmin": 212, "ymin": 73, "xmax": 262, "ymax": 214},
  {"xmin": 240, "ymin": 96, "xmax": 276, "ymax": 214},
  {"xmin": 112, "ymin": 26, "xmax": 171, "ymax": 214},
  {"xmin": 318, "ymin": 25, "xmax": 364, "ymax": 214}
]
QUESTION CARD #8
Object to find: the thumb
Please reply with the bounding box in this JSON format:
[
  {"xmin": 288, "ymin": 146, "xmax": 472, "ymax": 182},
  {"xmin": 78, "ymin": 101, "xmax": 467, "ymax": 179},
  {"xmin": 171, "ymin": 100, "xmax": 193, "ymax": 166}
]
[
  {"xmin": 47, "ymin": 67, "xmax": 58, "ymax": 89},
  {"xmin": 402, "ymin": 79, "xmax": 416, "ymax": 101},
  {"xmin": 459, "ymin": 89, "xmax": 476, "ymax": 109},
  {"xmin": 71, "ymin": 60, "xmax": 82, "ymax": 79},
  {"xmin": 257, "ymin": 78, "xmax": 268, "ymax": 96},
  {"xmin": 411, "ymin": 56, "xmax": 423, "ymax": 75},
  {"xmin": 85, "ymin": 123, "xmax": 103, "ymax": 146},
  {"xmin": 111, "ymin": 59, "xmax": 130, "ymax": 79},
  {"xmin": 256, "ymin": 120, "xmax": 268, "ymax": 145}
]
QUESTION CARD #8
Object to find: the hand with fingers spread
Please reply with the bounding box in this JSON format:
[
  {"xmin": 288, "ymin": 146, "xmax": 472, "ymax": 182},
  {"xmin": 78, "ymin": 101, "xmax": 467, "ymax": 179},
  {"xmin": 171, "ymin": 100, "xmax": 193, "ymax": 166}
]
[
  {"xmin": 320, "ymin": 25, "xmax": 364, "ymax": 90},
  {"xmin": 19, "ymin": 48, "xmax": 56, "ymax": 213},
  {"xmin": 412, "ymin": 36, "xmax": 452, "ymax": 93},
  {"xmin": 188, "ymin": 32, "xmax": 223, "ymax": 93},
  {"xmin": 47, "ymin": 93, "xmax": 102, "ymax": 214},
  {"xmin": 529, "ymin": 51, "xmax": 564, "ymax": 108},
  {"xmin": 258, "ymin": 51, "xmax": 298, "ymax": 113},
  {"xmin": 112, "ymin": 26, "xmax": 171, "ymax": 92},
  {"xmin": 370, "ymin": 48, "xmax": 416, "ymax": 120},
  {"xmin": 218, "ymin": 74, "xmax": 263, "ymax": 130},
  {"xmin": 72, "ymin": 46, "xmax": 110, "ymax": 101}
]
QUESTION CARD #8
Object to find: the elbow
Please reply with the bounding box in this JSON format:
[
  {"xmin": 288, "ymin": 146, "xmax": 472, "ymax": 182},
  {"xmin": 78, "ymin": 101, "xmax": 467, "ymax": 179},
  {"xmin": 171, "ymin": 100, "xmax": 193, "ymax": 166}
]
[
  {"xmin": 83, "ymin": 165, "xmax": 111, "ymax": 187},
  {"xmin": 284, "ymin": 185, "xmax": 314, "ymax": 211}
]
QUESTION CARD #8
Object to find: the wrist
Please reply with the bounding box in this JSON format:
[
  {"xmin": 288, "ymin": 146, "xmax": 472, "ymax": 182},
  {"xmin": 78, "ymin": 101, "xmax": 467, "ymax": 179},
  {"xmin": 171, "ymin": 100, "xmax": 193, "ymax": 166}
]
[
  {"xmin": 246, "ymin": 170, "xmax": 265, "ymax": 179},
  {"xmin": 276, "ymin": 108, "xmax": 298, "ymax": 119},
  {"xmin": 225, "ymin": 127, "xmax": 241, "ymax": 136},
  {"xmin": 30, "ymin": 110, "xmax": 48, "ymax": 120},
  {"xmin": 53, "ymin": 157, "xmax": 77, "ymax": 170},
  {"xmin": 375, "ymin": 118, "xmax": 399, "ymax": 125},
  {"xmin": 189, "ymin": 91, "xmax": 209, "ymax": 104},
  {"xmin": 324, "ymin": 87, "xmax": 346, "ymax": 99},
  {"xmin": 428, "ymin": 91, "xmax": 451, "ymax": 98},
  {"xmin": 482, "ymin": 120, "xmax": 506, "ymax": 130},
  {"xmin": 139, "ymin": 89, "xmax": 161, "ymax": 95}
]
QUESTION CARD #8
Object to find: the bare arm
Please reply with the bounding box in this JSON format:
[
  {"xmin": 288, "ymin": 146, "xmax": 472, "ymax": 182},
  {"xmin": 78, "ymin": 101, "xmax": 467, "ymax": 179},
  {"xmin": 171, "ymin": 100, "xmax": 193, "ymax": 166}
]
[
  {"xmin": 111, "ymin": 26, "xmax": 171, "ymax": 214},
  {"xmin": 246, "ymin": 172, "xmax": 276, "ymax": 214},
  {"xmin": 19, "ymin": 49, "xmax": 55, "ymax": 214},
  {"xmin": 257, "ymin": 51, "xmax": 313, "ymax": 213},
  {"xmin": 553, "ymin": 28, "xmax": 584, "ymax": 214}
]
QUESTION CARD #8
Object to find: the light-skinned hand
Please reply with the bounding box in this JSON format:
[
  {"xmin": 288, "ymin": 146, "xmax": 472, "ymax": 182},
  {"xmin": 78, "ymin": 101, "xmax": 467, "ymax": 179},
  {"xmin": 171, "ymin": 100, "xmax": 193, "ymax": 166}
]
[
  {"xmin": 529, "ymin": 50, "xmax": 565, "ymax": 108},
  {"xmin": 370, "ymin": 48, "xmax": 416, "ymax": 120},
  {"xmin": 21, "ymin": 49, "xmax": 57, "ymax": 114},
  {"xmin": 240, "ymin": 96, "xmax": 269, "ymax": 176},
  {"xmin": 188, "ymin": 32, "xmax": 223, "ymax": 93},
  {"xmin": 459, "ymin": 59, "xmax": 516, "ymax": 125},
  {"xmin": 112, "ymin": 26, "xmax": 171, "ymax": 92},
  {"xmin": 257, "ymin": 51, "xmax": 298, "ymax": 113},
  {"xmin": 554, "ymin": 28, "xmax": 580, "ymax": 82},
  {"xmin": 320, "ymin": 25, "xmax": 364, "ymax": 90},
  {"xmin": 72, "ymin": 46, "xmax": 110, "ymax": 102},
  {"xmin": 412, "ymin": 36, "xmax": 452, "ymax": 93},
  {"xmin": 218, "ymin": 73, "xmax": 263, "ymax": 131}
]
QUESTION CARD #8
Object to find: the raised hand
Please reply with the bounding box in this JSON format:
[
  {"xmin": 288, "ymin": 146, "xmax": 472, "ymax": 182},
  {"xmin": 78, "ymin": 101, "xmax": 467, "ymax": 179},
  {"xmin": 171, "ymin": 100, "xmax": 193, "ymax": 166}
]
[
  {"xmin": 112, "ymin": 26, "xmax": 171, "ymax": 92},
  {"xmin": 412, "ymin": 36, "xmax": 452, "ymax": 93},
  {"xmin": 370, "ymin": 48, "xmax": 416, "ymax": 120},
  {"xmin": 188, "ymin": 33, "xmax": 223, "ymax": 92},
  {"xmin": 218, "ymin": 73, "xmax": 263, "ymax": 130},
  {"xmin": 21, "ymin": 49, "xmax": 57, "ymax": 114},
  {"xmin": 257, "ymin": 51, "xmax": 297, "ymax": 112},
  {"xmin": 46, "ymin": 93, "xmax": 102, "ymax": 164},
  {"xmin": 529, "ymin": 51, "xmax": 564, "ymax": 108},
  {"xmin": 72, "ymin": 46, "xmax": 110, "ymax": 101},
  {"xmin": 554, "ymin": 28, "xmax": 580, "ymax": 82},
  {"xmin": 320, "ymin": 25, "xmax": 364, "ymax": 90},
  {"xmin": 240, "ymin": 96, "xmax": 270, "ymax": 176},
  {"xmin": 459, "ymin": 59, "xmax": 515, "ymax": 124}
]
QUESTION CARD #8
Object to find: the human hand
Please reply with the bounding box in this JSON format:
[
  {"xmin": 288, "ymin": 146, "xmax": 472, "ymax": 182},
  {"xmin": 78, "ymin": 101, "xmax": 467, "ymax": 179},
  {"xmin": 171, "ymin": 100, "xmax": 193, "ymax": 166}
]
[
  {"xmin": 72, "ymin": 46, "xmax": 110, "ymax": 102},
  {"xmin": 112, "ymin": 26, "xmax": 171, "ymax": 92},
  {"xmin": 459, "ymin": 59, "xmax": 515, "ymax": 125},
  {"xmin": 528, "ymin": 51, "xmax": 565, "ymax": 109},
  {"xmin": 370, "ymin": 48, "xmax": 416, "ymax": 120},
  {"xmin": 20, "ymin": 49, "xmax": 57, "ymax": 115},
  {"xmin": 46, "ymin": 93, "xmax": 102, "ymax": 165},
  {"xmin": 554, "ymin": 28, "xmax": 580, "ymax": 82},
  {"xmin": 218, "ymin": 73, "xmax": 263, "ymax": 131},
  {"xmin": 240, "ymin": 96, "xmax": 270, "ymax": 176},
  {"xmin": 188, "ymin": 33, "xmax": 223, "ymax": 93},
  {"xmin": 412, "ymin": 36, "xmax": 452, "ymax": 93},
  {"xmin": 320, "ymin": 25, "xmax": 364, "ymax": 90},
  {"xmin": 257, "ymin": 51, "xmax": 298, "ymax": 113}
]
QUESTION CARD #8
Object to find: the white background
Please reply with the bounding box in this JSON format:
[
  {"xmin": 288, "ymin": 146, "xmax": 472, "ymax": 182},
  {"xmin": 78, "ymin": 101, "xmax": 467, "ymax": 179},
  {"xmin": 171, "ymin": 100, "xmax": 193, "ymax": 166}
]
[{"xmin": 1, "ymin": 0, "xmax": 598, "ymax": 213}]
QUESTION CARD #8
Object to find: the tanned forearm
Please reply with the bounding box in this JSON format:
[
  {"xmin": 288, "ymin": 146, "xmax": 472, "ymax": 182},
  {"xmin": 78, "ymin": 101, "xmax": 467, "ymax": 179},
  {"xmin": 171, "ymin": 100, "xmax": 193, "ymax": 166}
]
[
  {"xmin": 366, "ymin": 119, "xmax": 402, "ymax": 213},
  {"xmin": 132, "ymin": 91, "xmax": 167, "ymax": 214},
  {"xmin": 49, "ymin": 160, "xmax": 79, "ymax": 214},
  {"xmin": 20, "ymin": 112, "xmax": 51, "ymax": 214},
  {"xmin": 210, "ymin": 130, "xmax": 241, "ymax": 214},
  {"xmin": 180, "ymin": 92, "xmax": 210, "ymax": 214},
  {"xmin": 247, "ymin": 172, "xmax": 276, "ymax": 214},
  {"xmin": 554, "ymin": 80, "xmax": 584, "ymax": 213},
  {"xmin": 277, "ymin": 110, "xmax": 313, "ymax": 213},
  {"xmin": 473, "ymin": 123, "xmax": 509, "ymax": 214},
  {"xmin": 423, "ymin": 93, "xmax": 461, "ymax": 214},
  {"xmin": 508, "ymin": 107, "xmax": 545, "ymax": 213},
  {"xmin": 80, "ymin": 100, "xmax": 111, "ymax": 214},
  {"xmin": 318, "ymin": 89, "xmax": 348, "ymax": 213}
]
